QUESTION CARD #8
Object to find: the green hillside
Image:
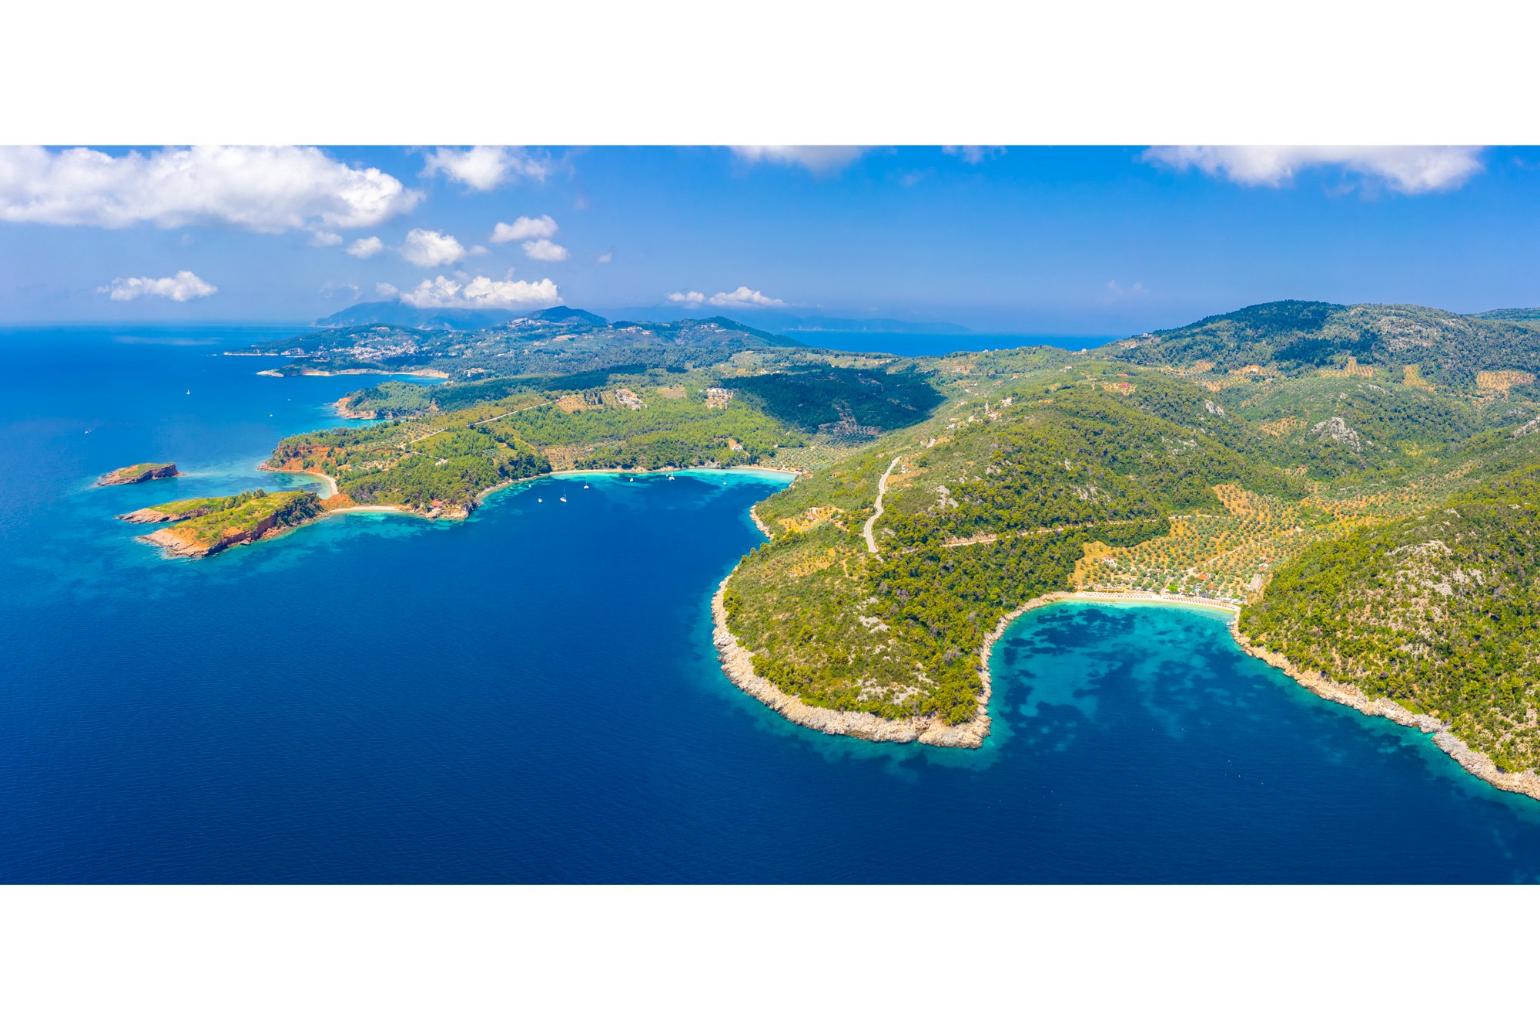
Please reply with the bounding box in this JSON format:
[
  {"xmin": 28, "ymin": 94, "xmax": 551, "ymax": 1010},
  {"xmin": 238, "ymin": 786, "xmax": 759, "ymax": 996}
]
[
  {"xmin": 1241, "ymin": 463, "xmax": 1540, "ymax": 772},
  {"xmin": 1108, "ymin": 301, "xmax": 1540, "ymax": 388}
]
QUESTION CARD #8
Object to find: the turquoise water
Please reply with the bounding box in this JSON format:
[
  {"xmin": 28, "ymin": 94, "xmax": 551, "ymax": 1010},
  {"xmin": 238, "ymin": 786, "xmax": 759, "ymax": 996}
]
[{"xmin": 4, "ymin": 326, "xmax": 1540, "ymax": 882}]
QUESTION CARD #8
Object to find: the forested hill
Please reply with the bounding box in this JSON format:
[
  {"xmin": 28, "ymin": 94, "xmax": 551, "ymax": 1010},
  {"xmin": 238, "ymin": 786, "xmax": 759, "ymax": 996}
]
[
  {"xmin": 719, "ymin": 313, "xmax": 1540, "ymax": 774},
  {"xmin": 313, "ymin": 302, "xmax": 613, "ymax": 331},
  {"xmin": 240, "ymin": 309, "xmax": 807, "ymax": 379},
  {"xmin": 1240, "ymin": 462, "xmax": 1540, "ymax": 773},
  {"xmin": 1105, "ymin": 301, "xmax": 1540, "ymax": 387},
  {"xmin": 1473, "ymin": 308, "xmax": 1540, "ymax": 324}
]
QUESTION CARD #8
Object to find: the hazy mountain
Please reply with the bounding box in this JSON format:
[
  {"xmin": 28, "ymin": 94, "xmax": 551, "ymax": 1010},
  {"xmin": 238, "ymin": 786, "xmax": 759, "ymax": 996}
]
[{"xmin": 1107, "ymin": 300, "xmax": 1540, "ymax": 386}]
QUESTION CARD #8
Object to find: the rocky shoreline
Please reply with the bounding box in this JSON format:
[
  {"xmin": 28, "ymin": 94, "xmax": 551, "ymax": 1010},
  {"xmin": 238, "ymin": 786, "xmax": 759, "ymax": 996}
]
[
  {"xmin": 710, "ymin": 587, "xmax": 1242, "ymax": 751},
  {"xmin": 710, "ymin": 573, "xmax": 1540, "ymax": 801},
  {"xmin": 711, "ymin": 575, "xmax": 990, "ymax": 747},
  {"xmin": 143, "ymin": 512, "xmax": 293, "ymax": 558},
  {"xmin": 1228, "ymin": 626, "xmax": 1540, "ymax": 803},
  {"xmin": 97, "ymin": 462, "xmax": 178, "ymax": 486},
  {"xmin": 118, "ymin": 506, "xmax": 184, "ymax": 524},
  {"xmin": 748, "ymin": 504, "xmax": 773, "ymax": 539}
]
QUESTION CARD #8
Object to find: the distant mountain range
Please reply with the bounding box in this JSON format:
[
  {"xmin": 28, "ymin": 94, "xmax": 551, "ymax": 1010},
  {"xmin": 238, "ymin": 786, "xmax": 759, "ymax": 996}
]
[
  {"xmin": 316, "ymin": 301, "xmax": 980, "ymax": 338},
  {"xmin": 315, "ymin": 302, "xmax": 610, "ymax": 331}
]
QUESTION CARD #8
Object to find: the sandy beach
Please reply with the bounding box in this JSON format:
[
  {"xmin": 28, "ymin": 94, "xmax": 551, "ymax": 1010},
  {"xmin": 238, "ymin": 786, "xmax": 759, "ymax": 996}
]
[
  {"xmin": 258, "ymin": 459, "xmax": 803, "ymax": 528},
  {"xmin": 711, "ymin": 586, "xmax": 1242, "ymax": 751},
  {"xmin": 258, "ymin": 461, "xmax": 338, "ymax": 498}
]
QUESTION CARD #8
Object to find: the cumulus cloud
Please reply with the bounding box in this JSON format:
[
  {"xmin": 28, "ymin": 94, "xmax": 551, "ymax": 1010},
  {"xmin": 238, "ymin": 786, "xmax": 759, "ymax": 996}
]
[
  {"xmin": 730, "ymin": 146, "xmax": 870, "ymax": 174},
  {"xmin": 708, "ymin": 285, "xmax": 784, "ymax": 308},
  {"xmin": 310, "ymin": 230, "xmax": 343, "ymax": 247},
  {"xmin": 1141, "ymin": 146, "xmax": 1485, "ymax": 194},
  {"xmin": 491, "ymin": 214, "xmax": 558, "ymax": 242},
  {"xmin": 400, "ymin": 228, "xmax": 466, "ymax": 267},
  {"xmin": 522, "ymin": 238, "xmax": 568, "ymax": 262},
  {"xmin": 346, "ymin": 236, "xmax": 384, "ymax": 258},
  {"xmin": 423, "ymin": 147, "xmax": 553, "ymax": 190},
  {"xmin": 667, "ymin": 290, "xmax": 705, "ymax": 305},
  {"xmin": 0, "ymin": 146, "xmax": 418, "ymax": 232},
  {"xmin": 596, "ymin": 251, "xmax": 613, "ymax": 264},
  {"xmin": 101, "ymin": 270, "xmax": 218, "ymax": 302},
  {"xmin": 397, "ymin": 274, "xmax": 560, "ymax": 309}
]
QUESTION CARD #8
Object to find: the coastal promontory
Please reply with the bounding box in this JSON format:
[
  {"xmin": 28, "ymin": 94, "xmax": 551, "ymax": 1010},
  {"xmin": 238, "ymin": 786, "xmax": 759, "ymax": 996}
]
[{"xmin": 137, "ymin": 489, "xmax": 322, "ymax": 558}]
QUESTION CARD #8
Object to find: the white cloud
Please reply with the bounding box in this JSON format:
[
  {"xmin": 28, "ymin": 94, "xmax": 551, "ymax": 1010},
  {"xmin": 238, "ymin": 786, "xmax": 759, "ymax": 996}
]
[
  {"xmin": 943, "ymin": 145, "xmax": 1005, "ymax": 164},
  {"xmin": 400, "ymin": 228, "xmax": 466, "ymax": 267},
  {"xmin": 730, "ymin": 146, "xmax": 870, "ymax": 174},
  {"xmin": 0, "ymin": 146, "xmax": 418, "ymax": 231},
  {"xmin": 667, "ymin": 290, "xmax": 705, "ymax": 305},
  {"xmin": 423, "ymin": 147, "xmax": 553, "ymax": 191},
  {"xmin": 375, "ymin": 282, "xmax": 400, "ymax": 298},
  {"xmin": 522, "ymin": 238, "xmax": 568, "ymax": 262},
  {"xmin": 319, "ymin": 281, "xmax": 361, "ymax": 302},
  {"xmin": 398, "ymin": 274, "xmax": 560, "ymax": 309},
  {"xmin": 101, "ymin": 270, "xmax": 217, "ymax": 302},
  {"xmin": 708, "ymin": 285, "xmax": 784, "ymax": 308},
  {"xmin": 310, "ymin": 230, "xmax": 343, "ymax": 247},
  {"xmin": 1142, "ymin": 146, "xmax": 1485, "ymax": 194},
  {"xmin": 347, "ymin": 236, "xmax": 384, "ymax": 258},
  {"xmin": 491, "ymin": 214, "xmax": 558, "ymax": 243},
  {"xmin": 596, "ymin": 251, "xmax": 613, "ymax": 264}
]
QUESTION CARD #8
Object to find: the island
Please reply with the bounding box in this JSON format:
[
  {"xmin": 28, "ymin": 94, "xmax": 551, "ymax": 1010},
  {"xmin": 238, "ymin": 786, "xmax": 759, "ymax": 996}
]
[
  {"xmin": 194, "ymin": 300, "xmax": 1540, "ymax": 800},
  {"xmin": 97, "ymin": 461, "xmax": 178, "ymax": 486},
  {"xmin": 133, "ymin": 489, "xmax": 322, "ymax": 558}
]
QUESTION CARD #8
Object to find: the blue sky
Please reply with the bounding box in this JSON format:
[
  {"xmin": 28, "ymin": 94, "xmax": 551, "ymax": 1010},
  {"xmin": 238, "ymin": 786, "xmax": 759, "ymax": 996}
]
[{"xmin": 2, "ymin": 145, "xmax": 1537, "ymax": 333}]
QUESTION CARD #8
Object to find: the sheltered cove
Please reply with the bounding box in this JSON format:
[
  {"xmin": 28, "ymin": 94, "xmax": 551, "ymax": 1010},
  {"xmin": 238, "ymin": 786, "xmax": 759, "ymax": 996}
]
[{"xmin": 712, "ymin": 553, "xmax": 1540, "ymax": 803}]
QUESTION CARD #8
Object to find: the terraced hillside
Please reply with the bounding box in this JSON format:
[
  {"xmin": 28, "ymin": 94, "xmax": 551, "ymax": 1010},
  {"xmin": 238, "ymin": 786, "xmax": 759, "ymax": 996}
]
[{"xmin": 1241, "ymin": 464, "xmax": 1540, "ymax": 773}]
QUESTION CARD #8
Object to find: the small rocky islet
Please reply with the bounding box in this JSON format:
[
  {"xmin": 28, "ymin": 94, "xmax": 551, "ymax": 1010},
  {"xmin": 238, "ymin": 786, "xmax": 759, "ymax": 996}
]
[{"xmin": 96, "ymin": 461, "xmax": 178, "ymax": 486}]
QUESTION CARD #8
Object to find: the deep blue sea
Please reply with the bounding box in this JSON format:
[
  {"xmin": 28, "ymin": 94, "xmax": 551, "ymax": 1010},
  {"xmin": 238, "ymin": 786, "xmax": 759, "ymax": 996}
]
[
  {"xmin": 5, "ymin": 325, "xmax": 1540, "ymax": 883},
  {"xmin": 784, "ymin": 330, "xmax": 1115, "ymax": 356}
]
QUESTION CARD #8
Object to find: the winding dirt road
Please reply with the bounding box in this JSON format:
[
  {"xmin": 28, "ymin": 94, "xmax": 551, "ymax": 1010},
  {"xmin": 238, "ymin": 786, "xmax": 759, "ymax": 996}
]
[{"xmin": 863, "ymin": 455, "xmax": 902, "ymax": 554}]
